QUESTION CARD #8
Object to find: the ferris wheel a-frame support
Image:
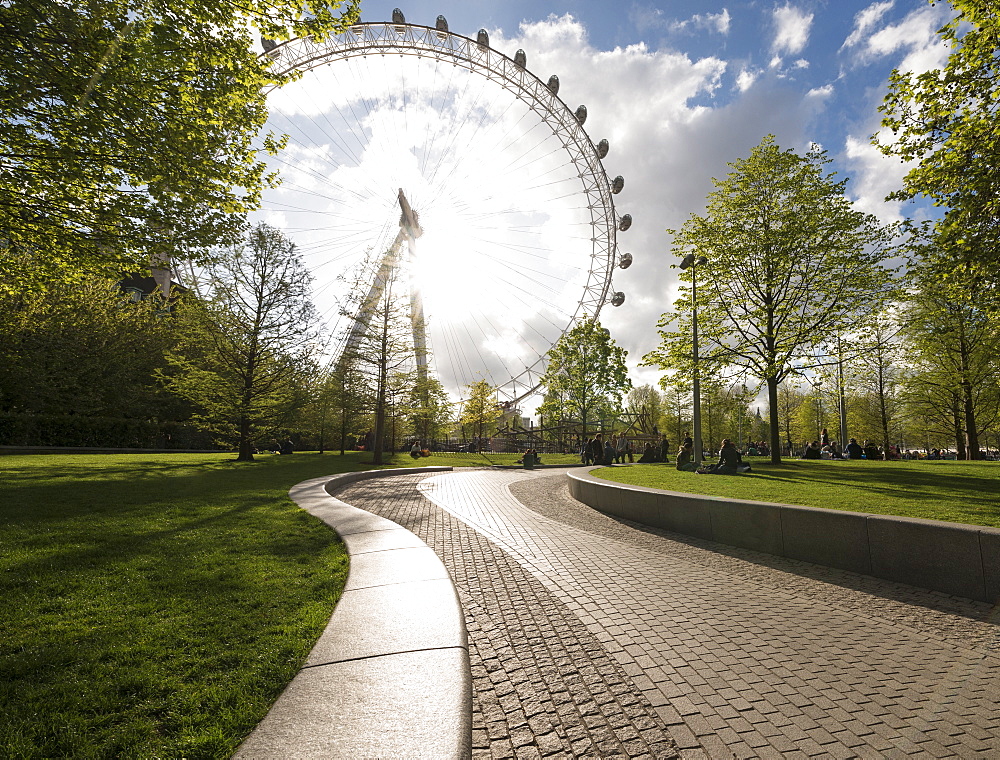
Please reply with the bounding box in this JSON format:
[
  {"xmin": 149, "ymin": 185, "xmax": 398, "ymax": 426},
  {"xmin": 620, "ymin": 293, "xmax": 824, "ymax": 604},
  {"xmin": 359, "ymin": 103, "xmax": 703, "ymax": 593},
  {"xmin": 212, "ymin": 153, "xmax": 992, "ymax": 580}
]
[{"xmin": 342, "ymin": 189, "xmax": 429, "ymax": 393}]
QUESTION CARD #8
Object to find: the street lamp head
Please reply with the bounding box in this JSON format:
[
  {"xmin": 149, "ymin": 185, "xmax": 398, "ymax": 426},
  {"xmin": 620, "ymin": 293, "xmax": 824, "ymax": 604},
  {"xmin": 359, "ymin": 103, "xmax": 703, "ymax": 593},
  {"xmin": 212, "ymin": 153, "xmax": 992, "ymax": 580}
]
[{"xmin": 679, "ymin": 253, "xmax": 708, "ymax": 270}]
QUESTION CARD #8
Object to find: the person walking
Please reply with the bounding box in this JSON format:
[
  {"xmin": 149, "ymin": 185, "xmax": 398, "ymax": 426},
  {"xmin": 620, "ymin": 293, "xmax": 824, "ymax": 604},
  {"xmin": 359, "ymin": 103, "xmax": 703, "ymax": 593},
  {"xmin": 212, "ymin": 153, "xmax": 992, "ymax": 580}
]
[
  {"xmin": 616, "ymin": 432, "xmax": 629, "ymax": 464},
  {"xmin": 587, "ymin": 433, "xmax": 604, "ymax": 465}
]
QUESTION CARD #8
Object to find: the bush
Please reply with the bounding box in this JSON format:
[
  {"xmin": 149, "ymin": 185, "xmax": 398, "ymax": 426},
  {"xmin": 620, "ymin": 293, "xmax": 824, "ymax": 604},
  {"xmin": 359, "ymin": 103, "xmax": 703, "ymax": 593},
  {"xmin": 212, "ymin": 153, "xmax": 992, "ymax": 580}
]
[{"xmin": 0, "ymin": 413, "xmax": 220, "ymax": 449}]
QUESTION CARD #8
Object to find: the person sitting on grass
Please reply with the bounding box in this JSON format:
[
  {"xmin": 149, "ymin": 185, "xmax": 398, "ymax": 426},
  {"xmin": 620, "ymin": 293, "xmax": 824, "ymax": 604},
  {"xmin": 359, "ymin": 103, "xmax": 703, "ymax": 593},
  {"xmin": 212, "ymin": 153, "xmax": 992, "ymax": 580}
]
[
  {"xmin": 802, "ymin": 440, "xmax": 822, "ymax": 459},
  {"xmin": 697, "ymin": 439, "xmax": 742, "ymax": 475},
  {"xmin": 845, "ymin": 438, "xmax": 863, "ymax": 459},
  {"xmin": 638, "ymin": 442, "xmax": 658, "ymax": 463},
  {"xmin": 676, "ymin": 442, "xmax": 698, "ymax": 472}
]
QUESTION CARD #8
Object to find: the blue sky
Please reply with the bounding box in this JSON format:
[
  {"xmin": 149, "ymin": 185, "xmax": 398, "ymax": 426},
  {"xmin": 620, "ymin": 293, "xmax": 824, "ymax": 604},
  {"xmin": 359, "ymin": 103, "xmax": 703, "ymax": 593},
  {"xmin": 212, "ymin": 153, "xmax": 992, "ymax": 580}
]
[{"xmin": 261, "ymin": 0, "xmax": 953, "ymax": 410}]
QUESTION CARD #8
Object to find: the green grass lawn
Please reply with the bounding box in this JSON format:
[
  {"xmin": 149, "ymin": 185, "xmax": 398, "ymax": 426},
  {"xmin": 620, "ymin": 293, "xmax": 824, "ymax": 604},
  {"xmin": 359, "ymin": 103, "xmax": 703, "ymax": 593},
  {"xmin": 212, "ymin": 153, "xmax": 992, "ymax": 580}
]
[
  {"xmin": 593, "ymin": 458, "xmax": 1000, "ymax": 528},
  {"xmin": 0, "ymin": 449, "xmax": 524, "ymax": 759}
]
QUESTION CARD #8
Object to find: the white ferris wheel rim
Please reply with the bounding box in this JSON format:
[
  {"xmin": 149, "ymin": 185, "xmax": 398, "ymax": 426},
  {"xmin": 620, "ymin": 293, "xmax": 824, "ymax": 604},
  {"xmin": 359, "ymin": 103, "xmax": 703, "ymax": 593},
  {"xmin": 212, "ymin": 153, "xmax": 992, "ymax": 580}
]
[{"xmin": 260, "ymin": 17, "xmax": 628, "ymax": 402}]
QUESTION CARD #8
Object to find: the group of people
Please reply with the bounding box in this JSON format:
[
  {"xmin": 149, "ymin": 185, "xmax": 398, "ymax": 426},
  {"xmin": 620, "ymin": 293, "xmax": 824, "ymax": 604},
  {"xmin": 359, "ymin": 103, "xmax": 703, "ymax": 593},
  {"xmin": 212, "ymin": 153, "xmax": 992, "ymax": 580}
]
[
  {"xmin": 581, "ymin": 433, "xmax": 673, "ymax": 465},
  {"xmin": 694, "ymin": 438, "xmax": 748, "ymax": 475},
  {"xmin": 800, "ymin": 429, "xmax": 905, "ymax": 461}
]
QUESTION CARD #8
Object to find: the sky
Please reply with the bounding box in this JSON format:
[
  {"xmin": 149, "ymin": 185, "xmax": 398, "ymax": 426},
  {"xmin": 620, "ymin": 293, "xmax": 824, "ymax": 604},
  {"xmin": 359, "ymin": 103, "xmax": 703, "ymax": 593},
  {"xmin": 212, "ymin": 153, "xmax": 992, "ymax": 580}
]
[{"xmin": 256, "ymin": 0, "xmax": 954, "ymax": 418}]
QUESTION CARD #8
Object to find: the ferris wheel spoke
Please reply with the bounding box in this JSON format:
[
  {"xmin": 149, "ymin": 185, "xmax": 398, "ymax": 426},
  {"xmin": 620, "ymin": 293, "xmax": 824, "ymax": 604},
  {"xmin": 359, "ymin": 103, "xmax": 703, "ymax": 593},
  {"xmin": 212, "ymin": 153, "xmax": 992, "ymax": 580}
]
[{"xmin": 261, "ymin": 19, "xmax": 626, "ymax": 403}]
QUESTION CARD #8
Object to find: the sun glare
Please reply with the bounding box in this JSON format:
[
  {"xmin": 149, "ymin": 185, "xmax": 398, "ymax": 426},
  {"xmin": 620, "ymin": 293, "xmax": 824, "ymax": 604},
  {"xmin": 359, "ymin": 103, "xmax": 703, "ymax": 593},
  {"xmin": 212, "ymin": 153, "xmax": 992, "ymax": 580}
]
[{"xmin": 260, "ymin": 47, "xmax": 602, "ymax": 399}]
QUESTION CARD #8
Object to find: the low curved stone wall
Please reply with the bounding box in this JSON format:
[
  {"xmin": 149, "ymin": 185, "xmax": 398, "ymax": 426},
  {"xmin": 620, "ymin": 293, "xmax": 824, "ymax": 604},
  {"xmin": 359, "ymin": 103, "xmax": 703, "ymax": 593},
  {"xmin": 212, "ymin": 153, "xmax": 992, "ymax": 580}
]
[
  {"xmin": 237, "ymin": 466, "xmax": 471, "ymax": 758},
  {"xmin": 567, "ymin": 469, "xmax": 1000, "ymax": 604}
]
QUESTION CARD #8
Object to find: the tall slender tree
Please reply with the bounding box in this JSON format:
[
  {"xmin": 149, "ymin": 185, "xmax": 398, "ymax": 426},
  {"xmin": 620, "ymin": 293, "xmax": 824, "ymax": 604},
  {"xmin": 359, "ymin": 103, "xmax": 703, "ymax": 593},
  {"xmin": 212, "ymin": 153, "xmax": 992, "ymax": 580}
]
[
  {"xmin": 644, "ymin": 136, "xmax": 897, "ymax": 463},
  {"xmin": 161, "ymin": 224, "xmax": 318, "ymax": 461},
  {"xmin": 461, "ymin": 380, "xmax": 502, "ymax": 448}
]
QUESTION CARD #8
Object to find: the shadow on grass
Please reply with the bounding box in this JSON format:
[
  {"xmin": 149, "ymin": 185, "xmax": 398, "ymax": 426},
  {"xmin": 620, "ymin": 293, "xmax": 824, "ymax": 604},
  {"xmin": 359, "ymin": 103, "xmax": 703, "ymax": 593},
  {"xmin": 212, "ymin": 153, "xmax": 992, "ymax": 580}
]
[
  {"xmin": 0, "ymin": 453, "xmax": 364, "ymax": 581},
  {"xmin": 747, "ymin": 461, "xmax": 1000, "ymax": 510}
]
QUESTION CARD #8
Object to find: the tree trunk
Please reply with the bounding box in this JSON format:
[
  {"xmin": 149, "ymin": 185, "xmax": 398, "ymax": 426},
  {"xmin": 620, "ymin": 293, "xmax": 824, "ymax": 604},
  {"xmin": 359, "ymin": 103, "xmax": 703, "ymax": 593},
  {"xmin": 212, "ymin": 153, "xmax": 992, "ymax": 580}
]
[
  {"xmin": 339, "ymin": 403, "xmax": 347, "ymax": 456},
  {"xmin": 237, "ymin": 413, "xmax": 254, "ymax": 462},
  {"xmin": 373, "ymin": 387, "xmax": 385, "ymax": 465},
  {"xmin": 952, "ymin": 400, "xmax": 966, "ymax": 460},
  {"xmin": 767, "ymin": 377, "xmax": 781, "ymax": 464},
  {"xmin": 957, "ymin": 321, "xmax": 981, "ymax": 460}
]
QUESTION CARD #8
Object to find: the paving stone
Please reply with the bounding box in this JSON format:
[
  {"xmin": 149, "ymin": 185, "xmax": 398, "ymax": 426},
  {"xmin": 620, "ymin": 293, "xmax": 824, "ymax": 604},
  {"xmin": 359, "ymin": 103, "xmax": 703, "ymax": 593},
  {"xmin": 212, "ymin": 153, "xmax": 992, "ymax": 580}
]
[
  {"xmin": 340, "ymin": 469, "xmax": 1000, "ymax": 759},
  {"xmin": 342, "ymin": 472, "xmax": 678, "ymax": 758}
]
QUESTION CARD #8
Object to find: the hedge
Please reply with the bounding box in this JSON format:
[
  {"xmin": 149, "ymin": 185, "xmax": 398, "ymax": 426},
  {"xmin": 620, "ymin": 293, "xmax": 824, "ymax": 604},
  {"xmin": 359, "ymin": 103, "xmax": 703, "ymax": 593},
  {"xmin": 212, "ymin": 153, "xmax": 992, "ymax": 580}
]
[{"xmin": 0, "ymin": 413, "xmax": 219, "ymax": 449}]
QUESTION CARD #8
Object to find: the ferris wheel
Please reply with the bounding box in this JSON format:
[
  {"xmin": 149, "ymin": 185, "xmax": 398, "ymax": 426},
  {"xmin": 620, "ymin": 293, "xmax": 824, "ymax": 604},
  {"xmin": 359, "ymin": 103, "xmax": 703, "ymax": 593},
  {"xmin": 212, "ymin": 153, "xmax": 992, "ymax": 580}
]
[{"xmin": 258, "ymin": 9, "xmax": 633, "ymax": 403}]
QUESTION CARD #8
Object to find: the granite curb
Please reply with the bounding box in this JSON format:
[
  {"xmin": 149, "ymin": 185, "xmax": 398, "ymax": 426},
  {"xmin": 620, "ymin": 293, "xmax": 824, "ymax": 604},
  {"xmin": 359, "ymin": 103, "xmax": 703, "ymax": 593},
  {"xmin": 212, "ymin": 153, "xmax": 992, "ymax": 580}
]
[
  {"xmin": 235, "ymin": 466, "xmax": 472, "ymax": 759},
  {"xmin": 568, "ymin": 467, "xmax": 1000, "ymax": 603}
]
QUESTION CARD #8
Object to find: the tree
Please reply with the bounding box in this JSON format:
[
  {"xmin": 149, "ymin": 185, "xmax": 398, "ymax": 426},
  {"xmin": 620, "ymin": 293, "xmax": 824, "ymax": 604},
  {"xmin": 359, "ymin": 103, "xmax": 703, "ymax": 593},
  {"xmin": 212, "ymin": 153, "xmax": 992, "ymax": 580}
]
[
  {"xmin": 404, "ymin": 375, "xmax": 452, "ymax": 444},
  {"xmin": 161, "ymin": 224, "xmax": 318, "ymax": 461},
  {"xmin": 0, "ymin": 274, "xmax": 183, "ymax": 419},
  {"xmin": 644, "ymin": 136, "xmax": 897, "ymax": 463},
  {"xmin": 538, "ymin": 319, "xmax": 631, "ymax": 440},
  {"xmin": 460, "ymin": 380, "xmax": 502, "ymax": 447},
  {"xmin": 901, "ymin": 264, "xmax": 999, "ymax": 459},
  {"xmin": 0, "ymin": 0, "xmax": 360, "ymax": 291},
  {"xmin": 339, "ymin": 251, "xmax": 418, "ymax": 465},
  {"xmin": 848, "ymin": 315, "xmax": 905, "ymax": 454},
  {"xmin": 876, "ymin": 1, "xmax": 1000, "ymax": 275},
  {"xmin": 774, "ymin": 382, "xmax": 806, "ymax": 456},
  {"xmin": 658, "ymin": 378, "xmax": 692, "ymax": 446}
]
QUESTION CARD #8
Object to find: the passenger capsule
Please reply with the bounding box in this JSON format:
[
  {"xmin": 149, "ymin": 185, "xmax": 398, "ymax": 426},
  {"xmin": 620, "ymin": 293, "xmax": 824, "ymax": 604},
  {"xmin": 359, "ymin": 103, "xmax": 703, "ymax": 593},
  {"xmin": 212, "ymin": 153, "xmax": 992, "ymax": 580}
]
[
  {"xmin": 611, "ymin": 292, "xmax": 626, "ymax": 307},
  {"xmin": 612, "ymin": 175, "xmax": 624, "ymax": 194},
  {"xmin": 436, "ymin": 15, "xmax": 448, "ymax": 32},
  {"xmin": 477, "ymin": 29, "xmax": 489, "ymax": 47},
  {"xmin": 597, "ymin": 139, "xmax": 609, "ymax": 159},
  {"xmin": 547, "ymin": 75, "xmax": 560, "ymax": 95},
  {"xmin": 514, "ymin": 49, "xmax": 527, "ymax": 68},
  {"xmin": 392, "ymin": 8, "xmax": 406, "ymax": 34},
  {"xmin": 575, "ymin": 105, "xmax": 587, "ymax": 124},
  {"xmin": 618, "ymin": 252, "xmax": 633, "ymax": 269},
  {"xmin": 618, "ymin": 214, "xmax": 632, "ymax": 232}
]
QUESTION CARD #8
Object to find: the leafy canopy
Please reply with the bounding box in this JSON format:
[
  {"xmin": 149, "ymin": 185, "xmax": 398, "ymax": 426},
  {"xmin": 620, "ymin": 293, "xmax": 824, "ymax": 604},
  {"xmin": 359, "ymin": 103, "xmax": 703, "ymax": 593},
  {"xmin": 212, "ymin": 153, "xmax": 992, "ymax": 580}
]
[
  {"xmin": 645, "ymin": 136, "xmax": 897, "ymax": 386},
  {"xmin": 0, "ymin": 0, "xmax": 360, "ymax": 291},
  {"xmin": 539, "ymin": 318, "xmax": 631, "ymax": 432},
  {"xmin": 876, "ymin": 0, "xmax": 1000, "ymax": 274}
]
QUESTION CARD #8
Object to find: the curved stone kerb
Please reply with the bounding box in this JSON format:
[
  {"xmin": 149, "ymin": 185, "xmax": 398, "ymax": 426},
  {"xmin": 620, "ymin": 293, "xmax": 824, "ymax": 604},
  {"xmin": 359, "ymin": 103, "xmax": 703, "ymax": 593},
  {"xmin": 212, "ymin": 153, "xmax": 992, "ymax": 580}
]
[{"xmin": 236, "ymin": 466, "xmax": 471, "ymax": 759}]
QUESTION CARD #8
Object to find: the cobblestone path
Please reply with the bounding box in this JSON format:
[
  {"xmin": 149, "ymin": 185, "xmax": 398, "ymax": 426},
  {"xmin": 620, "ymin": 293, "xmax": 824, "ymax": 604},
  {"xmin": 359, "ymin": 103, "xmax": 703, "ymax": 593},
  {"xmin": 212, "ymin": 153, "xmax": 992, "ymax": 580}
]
[{"xmin": 337, "ymin": 468, "xmax": 1000, "ymax": 759}]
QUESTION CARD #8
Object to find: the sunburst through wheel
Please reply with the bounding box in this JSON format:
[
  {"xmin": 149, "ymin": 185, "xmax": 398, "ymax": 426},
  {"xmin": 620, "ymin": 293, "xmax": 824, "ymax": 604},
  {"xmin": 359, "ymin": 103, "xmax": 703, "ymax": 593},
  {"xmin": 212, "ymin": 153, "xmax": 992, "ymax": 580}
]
[{"xmin": 259, "ymin": 9, "xmax": 632, "ymax": 404}]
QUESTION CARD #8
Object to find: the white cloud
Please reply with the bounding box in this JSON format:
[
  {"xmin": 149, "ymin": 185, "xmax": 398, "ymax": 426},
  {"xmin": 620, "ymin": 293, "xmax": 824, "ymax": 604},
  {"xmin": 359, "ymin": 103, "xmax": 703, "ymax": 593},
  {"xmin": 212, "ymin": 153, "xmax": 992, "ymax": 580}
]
[
  {"xmin": 806, "ymin": 84, "xmax": 834, "ymax": 99},
  {"xmin": 843, "ymin": 130, "xmax": 915, "ymax": 222},
  {"xmin": 772, "ymin": 5, "xmax": 814, "ymax": 55},
  {"xmin": 684, "ymin": 9, "xmax": 732, "ymax": 35},
  {"xmin": 735, "ymin": 68, "xmax": 758, "ymax": 92},
  {"xmin": 841, "ymin": 4, "xmax": 952, "ymax": 74},
  {"xmin": 629, "ymin": 5, "xmax": 731, "ymax": 36},
  {"xmin": 842, "ymin": 1, "xmax": 895, "ymax": 49}
]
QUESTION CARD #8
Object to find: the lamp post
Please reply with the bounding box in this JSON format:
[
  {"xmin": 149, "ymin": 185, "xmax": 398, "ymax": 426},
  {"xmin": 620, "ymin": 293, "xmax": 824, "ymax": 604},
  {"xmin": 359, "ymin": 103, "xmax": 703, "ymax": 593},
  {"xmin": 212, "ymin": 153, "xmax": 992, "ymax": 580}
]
[
  {"xmin": 812, "ymin": 380, "xmax": 823, "ymax": 440},
  {"xmin": 680, "ymin": 252, "xmax": 708, "ymax": 464},
  {"xmin": 837, "ymin": 334, "xmax": 848, "ymax": 452}
]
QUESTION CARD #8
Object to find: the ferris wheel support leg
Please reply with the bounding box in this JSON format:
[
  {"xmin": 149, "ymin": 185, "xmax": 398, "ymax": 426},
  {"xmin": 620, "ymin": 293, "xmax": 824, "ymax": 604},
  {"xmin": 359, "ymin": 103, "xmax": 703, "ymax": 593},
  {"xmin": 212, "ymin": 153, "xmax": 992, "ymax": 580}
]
[{"xmin": 342, "ymin": 232, "xmax": 405, "ymax": 360}]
